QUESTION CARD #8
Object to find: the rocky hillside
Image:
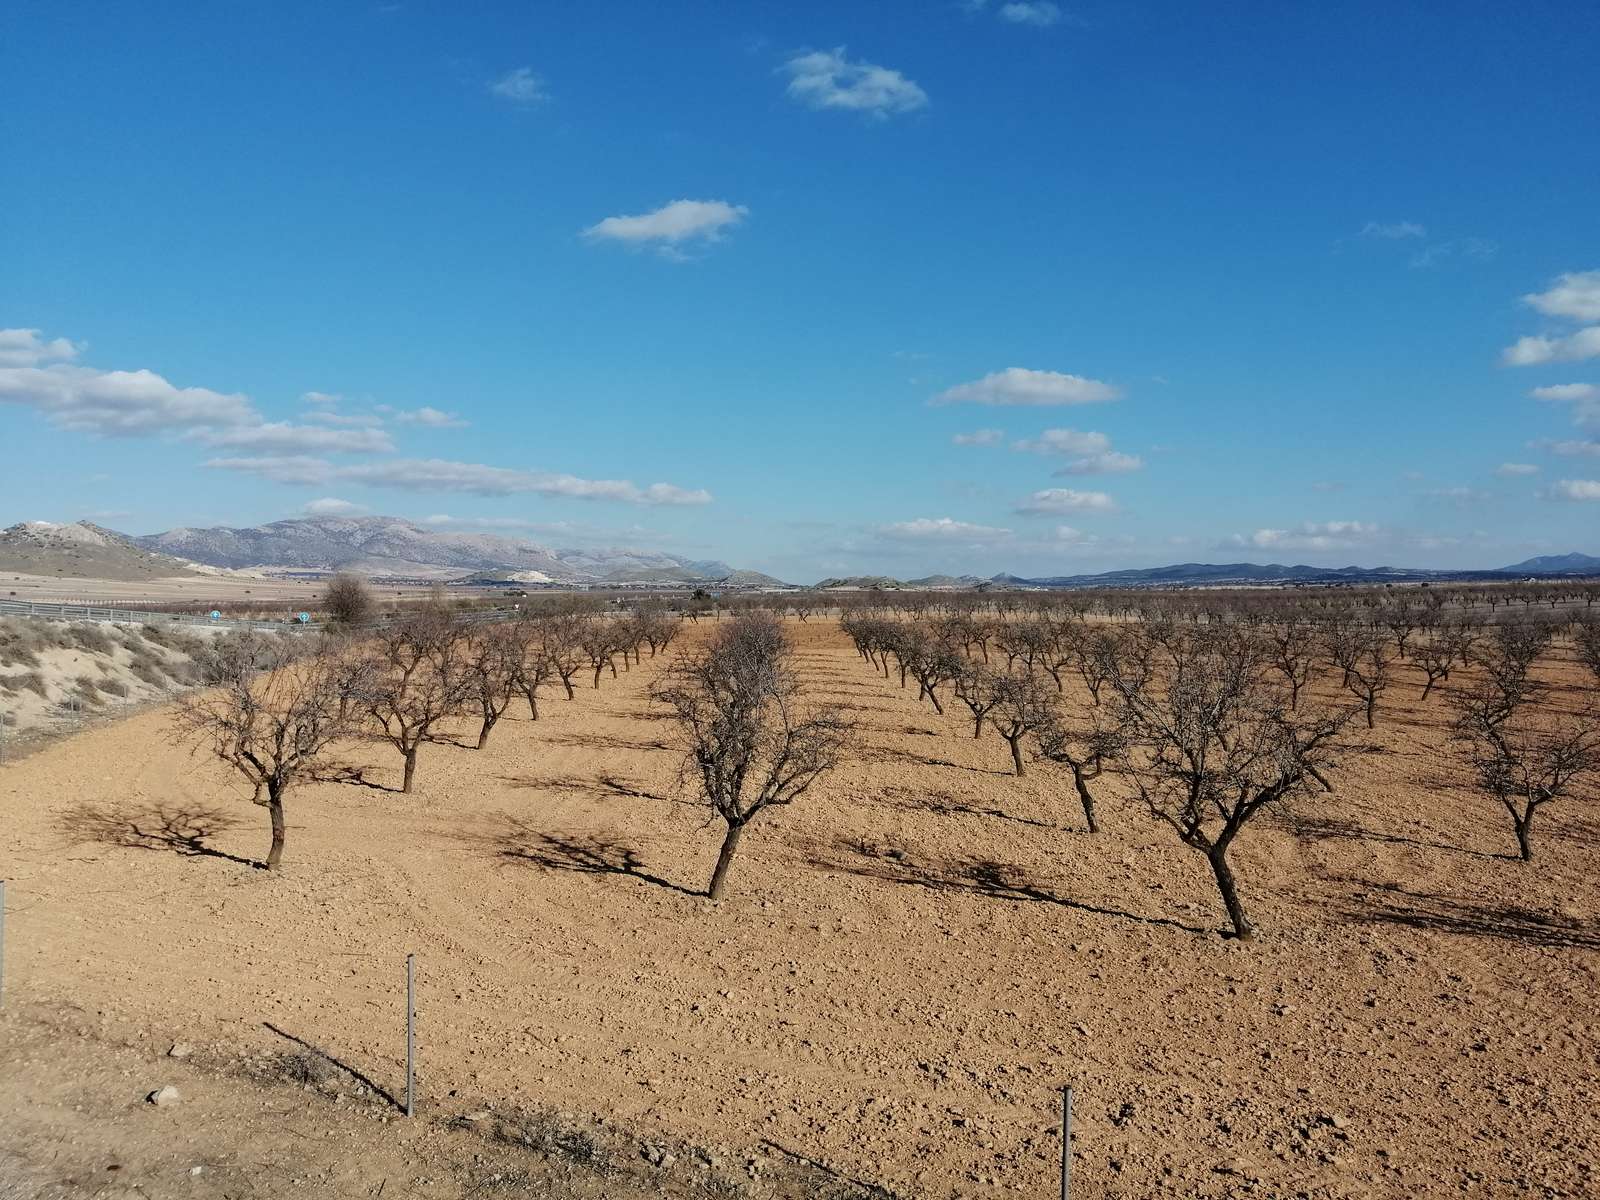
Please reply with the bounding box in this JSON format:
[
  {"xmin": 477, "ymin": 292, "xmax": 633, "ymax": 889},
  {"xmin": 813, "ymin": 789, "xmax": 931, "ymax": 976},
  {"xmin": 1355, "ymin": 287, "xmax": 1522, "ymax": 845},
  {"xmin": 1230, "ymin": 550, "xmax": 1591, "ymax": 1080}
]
[
  {"xmin": 131, "ymin": 516, "xmax": 748, "ymax": 584},
  {"xmin": 0, "ymin": 522, "xmax": 206, "ymax": 581}
]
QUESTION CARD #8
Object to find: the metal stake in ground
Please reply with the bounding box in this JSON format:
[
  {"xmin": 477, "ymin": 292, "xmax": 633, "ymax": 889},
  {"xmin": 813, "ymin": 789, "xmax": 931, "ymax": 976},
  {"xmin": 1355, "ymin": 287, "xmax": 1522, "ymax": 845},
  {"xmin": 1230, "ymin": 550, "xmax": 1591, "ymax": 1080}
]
[
  {"xmin": 405, "ymin": 953, "xmax": 415, "ymax": 1118},
  {"xmin": 1059, "ymin": 1085, "xmax": 1072, "ymax": 1200},
  {"xmin": 0, "ymin": 879, "xmax": 7, "ymax": 1008}
]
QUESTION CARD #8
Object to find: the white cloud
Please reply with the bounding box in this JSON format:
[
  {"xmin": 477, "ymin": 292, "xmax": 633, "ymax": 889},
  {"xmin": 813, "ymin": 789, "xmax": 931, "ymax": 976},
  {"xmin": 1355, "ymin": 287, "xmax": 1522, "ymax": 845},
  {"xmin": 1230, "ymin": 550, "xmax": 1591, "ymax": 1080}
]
[
  {"xmin": 305, "ymin": 409, "xmax": 385, "ymax": 427},
  {"xmin": 1222, "ymin": 521, "xmax": 1380, "ymax": 551},
  {"xmin": 583, "ymin": 199, "xmax": 748, "ymax": 257},
  {"xmin": 998, "ymin": 1, "xmax": 1062, "ymax": 25},
  {"xmin": 1010, "ymin": 427, "xmax": 1142, "ymax": 474},
  {"xmin": 1523, "ymin": 270, "xmax": 1600, "ymax": 322},
  {"xmin": 1530, "ymin": 381, "xmax": 1600, "ymax": 429},
  {"xmin": 1418, "ymin": 486, "xmax": 1492, "ymax": 506},
  {"xmin": 1495, "ymin": 462, "xmax": 1540, "ymax": 477},
  {"xmin": 190, "ymin": 422, "xmax": 395, "ymax": 454},
  {"xmin": 393, "ymin": 405, "xmax": 468, "ymax": 429},
  {"xmin": 1502, "ymin": 327, "xmax": 1600, "ymax": 366},
  {"xmin": 301, "ymin": 390, "xmax": 342, "ymax": 406},
  {"xmin": 205, "ymin": 455, "xmax": 712, "ymax": 505},
  {"xmin": 1054, "ymin": 451, "xmax": 1142, "ymax": 475},
  {"xmin": 488, "ymin": 67, "xmax": 547, "ymax": 104},
  {"xmin": 1543, "ymin": 439, "xmax": 1600, "ymax": 457},
  {"xmin": 303, "ymin": 497, "xmax": 366, "ymax": 517},
  {"xmin": 1547, "ymin": 479, "xmax": 1600, "ymax": 502},
  {"xmin": 1408, "ymin": 237, "xmax": 1496, "ymax": 268},
  {"xmin": 934, "ymin": 367, "xmax": 1120, "ymax": 407},
  {"xmin": 0, "ymin": 361, "xmax": 257, "ymax": 435},
  {"xmin": 878, "ymin": 517, "xmax": 1013, "ymax": 541},
  {"xmin": 1504, "ymin": 271, "xmax": 1600, "ymax": 365},
  {"xmin": 1359, "ymin": 220, "xmax": 1427, "ymax": 240},
  {"xmin": 1015, "ymin": 487, "xmax": 1116, "ymax": 514},
  {"xmin": 1012, "ymin": 428, "xmax": 1109, "ymax": 455},
  {"xmin": 952, "ymin": 428, "xmax": 1005, "ymax": 446},
  {"xmin": 782, "ymin": 47, "xmax": 928, "ymax": 117},
  {"xmin": 0, "ymin": 328, "xmax": 81, "ymax": 367}
]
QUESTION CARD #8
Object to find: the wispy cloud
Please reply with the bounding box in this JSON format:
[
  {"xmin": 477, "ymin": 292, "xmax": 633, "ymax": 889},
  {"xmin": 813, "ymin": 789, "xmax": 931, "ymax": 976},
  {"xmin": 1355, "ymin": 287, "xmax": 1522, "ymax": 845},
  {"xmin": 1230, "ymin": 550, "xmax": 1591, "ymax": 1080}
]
[
  {"xmin": 0, "ymin": 328, "xmax": 81, "ymax": 367},
  {"xmin": 190, "ymin": 422, "xmax": 395, "ymax": 454},
  {"xmin": 933, "ymin": 368, "xmax": 1120, "ymax": 407},
  {"xmin": 952, "ymin": 428, "xmax": 1005, "ymax": 446},
  {"xmin": 488, "ymin": 67, "xmax": 547, "ymax": 104},
  {"xmin": 1530, "ymin": 381, "xmax": 1600, "ymax": 428},
  {"xmin": 391, "ymin": 405, "xmax": 468, "ymax": 429},
  {"xmin": 205, "ymin": 456, "xmax": 712, "ymax": 505},
  {"xmin": 1010, "ymin": 427, "xmax": 1142, "ymax": 474},
  {"xmin": 1359, "ymin": 220, "xmax": 1427, "ymax": 240},
  {"xmin": 1495, "ymin": 462, "xmax": 1539, "ymax": 477},
  {"xmin": 1546, "ymin": 479, "xmax": 1600, "ymax": 502},
  {"xmin": 782, "ymin": 47, "xmax": 928, "ymax": 118},
  {"xmin": 998, "ymin": 2, "xmax": 1063, "ymax": 26},
  {"xmin": 1221, "ymin": 520, "xmax": 1380, "ymax": 551},
  {"xmin": 1015, "ymin": 487, "xmax": 1116, "ymax": 514},
  {"xmin": 877, "ymin": 517, "xmax": 1013, "ymax": 541},
  {"xmin": 303, "ymin": 497, "xmax": 366, "ymax": 517},
  {"xmin": 582, "ymin": 199, "xmax": 748, "ymax": 258}
]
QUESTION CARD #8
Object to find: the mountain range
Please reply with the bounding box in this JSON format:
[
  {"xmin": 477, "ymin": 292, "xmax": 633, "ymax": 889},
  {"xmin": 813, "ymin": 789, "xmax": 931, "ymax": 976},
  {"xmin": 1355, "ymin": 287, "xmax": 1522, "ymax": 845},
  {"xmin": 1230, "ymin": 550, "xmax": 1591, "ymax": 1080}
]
[{"xmin": 5, "ymin": 515, "xmax": 1597, "ymax": 589}]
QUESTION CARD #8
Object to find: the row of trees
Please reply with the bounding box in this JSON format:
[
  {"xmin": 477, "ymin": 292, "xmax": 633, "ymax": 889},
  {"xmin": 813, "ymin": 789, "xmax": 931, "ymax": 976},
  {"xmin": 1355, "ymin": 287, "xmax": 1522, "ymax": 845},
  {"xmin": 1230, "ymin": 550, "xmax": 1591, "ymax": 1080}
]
[
  {"xmin": 173, "ymin": 598, "xmax": 682, "ymax": 868},
  {"xmin": 843, "ymin": 606, "xmax": 1600, "ymax": 938}
]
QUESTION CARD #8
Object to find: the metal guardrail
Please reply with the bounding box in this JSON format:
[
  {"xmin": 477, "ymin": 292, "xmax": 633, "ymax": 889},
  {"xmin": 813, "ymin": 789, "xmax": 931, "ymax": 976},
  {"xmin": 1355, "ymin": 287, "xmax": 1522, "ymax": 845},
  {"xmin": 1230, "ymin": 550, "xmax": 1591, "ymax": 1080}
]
[{"xmin": 0, "ymin": 598, "xmax": 319, "ymax": 633}]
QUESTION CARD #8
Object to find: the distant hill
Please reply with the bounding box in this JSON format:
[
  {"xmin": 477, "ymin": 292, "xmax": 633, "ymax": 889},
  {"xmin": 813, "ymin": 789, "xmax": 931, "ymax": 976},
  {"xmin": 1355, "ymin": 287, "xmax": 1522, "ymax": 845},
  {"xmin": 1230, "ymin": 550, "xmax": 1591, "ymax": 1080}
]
[
  {"xmin": 0, "ymin": 521, "xmax": 208, "ymax": 581},
  {"xmin": 1497, "ymin": 552, "xmax": 1600, "ymax": 575},
  {"xmin": 815, "ymin": 575, "xmax": 906, "ymax": 590},
  {"xmin": 126, "ymin": 515, "xmax": 769, "ymax": 586}
]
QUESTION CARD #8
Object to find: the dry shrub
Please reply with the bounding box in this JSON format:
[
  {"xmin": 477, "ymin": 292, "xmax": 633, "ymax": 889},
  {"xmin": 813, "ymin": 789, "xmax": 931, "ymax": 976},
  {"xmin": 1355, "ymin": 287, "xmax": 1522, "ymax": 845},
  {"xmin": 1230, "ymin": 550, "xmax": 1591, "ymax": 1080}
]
[
  {"xmin": 0, "ymin": 671, "xmax": 47, "ymax": 698},
  {"xmin": 491, "ymin": 1107, "xmax": 615, "ymax": 1175}
]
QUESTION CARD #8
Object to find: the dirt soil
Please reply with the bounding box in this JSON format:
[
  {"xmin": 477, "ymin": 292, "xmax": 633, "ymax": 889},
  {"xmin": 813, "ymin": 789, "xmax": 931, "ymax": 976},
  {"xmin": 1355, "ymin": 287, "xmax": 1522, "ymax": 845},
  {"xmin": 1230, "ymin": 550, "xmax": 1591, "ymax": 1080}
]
[{"xmin": 1, "ymin": 619, "xmax": 1596, "ymax": 1198}]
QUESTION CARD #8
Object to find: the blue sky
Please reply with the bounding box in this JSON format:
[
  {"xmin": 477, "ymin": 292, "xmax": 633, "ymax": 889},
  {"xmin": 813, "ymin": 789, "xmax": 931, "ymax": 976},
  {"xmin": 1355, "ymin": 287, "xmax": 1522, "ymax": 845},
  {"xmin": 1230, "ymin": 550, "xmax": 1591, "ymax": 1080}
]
[{"xmin": 3, "ymin": 1, "xmax": 1598, "ymax": 583}]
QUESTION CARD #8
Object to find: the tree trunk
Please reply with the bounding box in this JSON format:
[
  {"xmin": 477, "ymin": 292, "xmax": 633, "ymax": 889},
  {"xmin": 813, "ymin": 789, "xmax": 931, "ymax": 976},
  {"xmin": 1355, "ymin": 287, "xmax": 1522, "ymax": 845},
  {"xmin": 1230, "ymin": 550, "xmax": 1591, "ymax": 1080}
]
[
  {"xmin": 265, "ymin": 786, "xmax": 286, "ymax": 870},
  {"xmin": 1364, "ymin": 695, "xmax": 1376, "ymax": 728},
  {"xmin": 707, "ymin": 823, "xmax": 744, "ymax": 900},
  {"xmin": 972, "ymin": 712, "xmax": 985, "ymax": 738},
  {"xmin": 1289, "ymin": 679, "xmax": 1301, "ymax": 710},
  {"xmin": 1007, "ymin": 734, "xmax": 1025, "ymax": 777},
  {"xmin": 523, "ymin": 687, "xmax": 540, "ymax": 719},
  {"xmin": 402, "ymin": 746, "xmax": 419, "ymax": 794},
  {"xmin": 593, "ymin": 664, "xmax": 603, "ymax": 688},
  {"xmin": 476, "ymin": 713, "xmax": 498, "ymax": 749},
  {"xmin": 562, "ymin": 675, "xmax": 575, "ymax": 700},
  {"xmin": 1515, "ymin": 811, "xmax": 1534, "ymax": 862},
  {"xmin": 1072, "ymin": 765, "xmax": 1098, "ymax": 834},
  {"xmin": 926, "ymin": 686, "xmax": 943, "ymax": 715},
  {"xmin": 1208, "ymin": 847, "xmax": 1253, "ymax": 939}
]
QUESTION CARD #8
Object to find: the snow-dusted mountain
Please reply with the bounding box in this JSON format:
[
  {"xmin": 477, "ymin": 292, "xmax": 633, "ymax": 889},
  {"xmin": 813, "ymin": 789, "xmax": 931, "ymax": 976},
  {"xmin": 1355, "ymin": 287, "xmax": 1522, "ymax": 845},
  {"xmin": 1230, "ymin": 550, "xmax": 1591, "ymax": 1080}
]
[{"xmin": 129, "ymin": 516, "xmax": 743, "ymax": 583}]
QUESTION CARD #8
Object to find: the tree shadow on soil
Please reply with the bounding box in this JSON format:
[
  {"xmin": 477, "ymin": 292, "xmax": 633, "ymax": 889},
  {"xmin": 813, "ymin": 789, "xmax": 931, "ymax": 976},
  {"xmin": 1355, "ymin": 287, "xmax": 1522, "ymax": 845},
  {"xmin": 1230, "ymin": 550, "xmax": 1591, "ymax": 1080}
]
[
  {"xmin": 883, "ymin": 790, "xmax": 1055, "ymax": 829},
  {"xmin": 493, "ymin": 818, "xmax": 702, "ymax": 897},
  {"xmin": 311, "ymin": 763, "xmax": 403, "ymax": 793},
  {"xmin": 1331, "ymin": 879, "xmax": 1600, "ymax": 949},
  {"xmin": 1281, "ymin": 811, "xmax": 1506, "ymax": 862},
  {"xmin": 56, "ymin": 802, "xmax": 261, "ymax": 869},
  {"xmin": 495, "ymin": 773, "xmax": 690, "ymax": 808},
  {"xmin": 812, "ymin": 840, "xmax": 1212, "ymax": 935},
  {"xmin": 544, "ymin": 732, "xmax": 673, "ymax": 754},
  {"xmin": 760, "ymin": 1140, "xmax": 902, "ymax": 1199},
  {"xmin": 262, "ymin": 1022, "xmax": 404, "ymax": 1112},
  {"xmin": 858, "ymin": 744, "xmax": 1013, "ymax": 776}
]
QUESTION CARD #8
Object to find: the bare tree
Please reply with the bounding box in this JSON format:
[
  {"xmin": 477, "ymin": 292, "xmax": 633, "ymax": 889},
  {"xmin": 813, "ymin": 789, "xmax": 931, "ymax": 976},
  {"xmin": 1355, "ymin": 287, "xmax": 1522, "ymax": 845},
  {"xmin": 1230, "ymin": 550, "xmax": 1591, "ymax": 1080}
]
[
  {"xmin": 989, "ymin": 670, "xmax": 1054, "ymax": 776},
  {"xmin": 654, "ymin": 613, "xmax": 851, "ymax": 900},
  {"xmin": 581, "ymin": 619, "xmax": 622, "ymax": 689},
  {"xmin": 365, "ymin": 610, "xmax": 471, "ymax": 792},
  {"xmin": 1576, "ymin": 615, "xmax": 1600, "ymax": 688},
  {"xmin": 1107, "ymin": 627, "xmax": 1351, "ymax": 939},
  {"xmin": 1343, "ymin": 635, "xmax": 1395, "ymax": 728},
  {"xmin": 953, "ymin": 661, "xmax": 1003, "ymax": 738},
  {"xmin": 1266, "ymin": 614, "xmax": 1317, "ymax": 710},
  {"xmin": 543, "ymin": 612, "xmax": 586, "ymax": 700},
  {"xmin": 1034, "ymin": 705, "xmax": 1124, "ymax": 833},
  {"xmin": 172, "ymin": 635, "xmax": 352, "ymax": 868},
  {"xmin": 1451, "ymin": 685, "xmax": 1600, "ymax": 861},
  {"xmin": 322, "ymin": 572, "xmax": 375, "ymax": 627},
  {"xmin": 465, "ymin": 623, "xmax": 523, "ymax": 748}
]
